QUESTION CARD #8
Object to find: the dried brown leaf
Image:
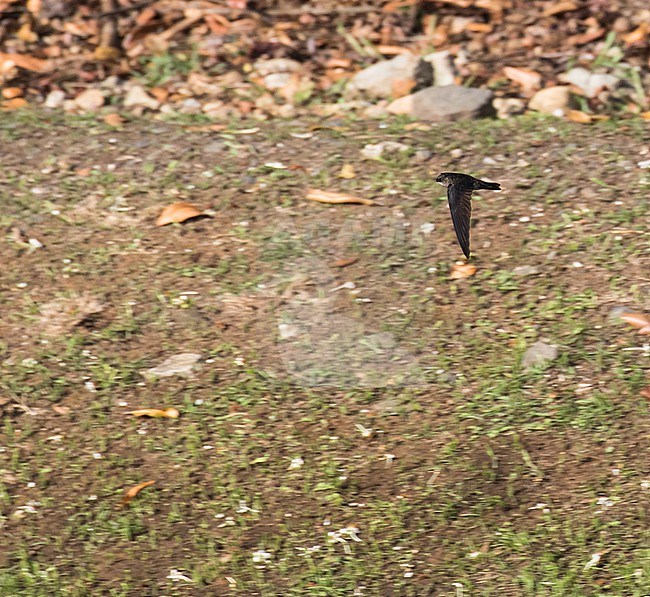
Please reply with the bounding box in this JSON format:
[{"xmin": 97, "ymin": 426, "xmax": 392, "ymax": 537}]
[
  {"xmin": 128, "ymin": 408, "xmax": 180, "ymax": 418},
  {"xmin": 466, "ymin": 22, "xmax": 493, "ymax": 33},
  {"xmin": 382, "ymin": 0, "xmax": 418, "ymax": 12},
  {"xmin": 620, "ymin": 313, "xmax": 650, "ymax": 330},
  {"xmin": 622, "ymin": 23, "xmax": 650, "ymax": 45},
  {"xmin": 377, "ymin": 45, "xmax": 412, "ymax": 55},
  {"xmin": 568, "ymin": 27, "xmax": 605, "ymax": 46},
  {"xmin": 543, "ymin": 1, "xmax": 578, "ymax": 17},
  {"xmin": 306, "ymin": 188, "xmax": 375, "ymax": 206},
  {"xmin": 1, "ymin": 97, "xmax": 28, "ymax": 110},
  {"xmin": 567, "ymin": 109, "xmax": 592, "ymax": 123},
  {"xmin": 26, "ymin": 0, "xmax": 41, "ymax": 15},
  {"xmin": 156, "ymin": 201, "xmax": 205, "ymax": 226},
  {"xmin": 103, "ymin": 113, "xmax": 124, "ymax": 127},
  {"xmin": 0, "ymin": 52, "xmax": 49, "ymax": 72},
  {"xmin": 450, "ymin": 262, "xmax": 477, "ymax": 279},
  {"xmin": 503, "ymin": 66, "xmax": 541, "ymax": 93},
  {"xmin": 17, "ymin": 23, "xmax": 38, "ymax": 43},
  {"xmin": 391, "ymin": 77, "xmax": 416, "ymax": 97},
  {"xmin": 330, "ymin": 256, "xmax": 359, "ymax": 268},
  {"xmin": 1, "ymin": 87, "xmax": 23, "ymax": 99},
  {"xmin": 122, "ymin": 480, "xmax": 156, "ymax": 506},
  {"xmin": 640, "ymin": 386, "xmax": 650, "ymax": 400},
  {"xmin": 94, "ymin": 46, "xmax": 121, "ymax": 61}
]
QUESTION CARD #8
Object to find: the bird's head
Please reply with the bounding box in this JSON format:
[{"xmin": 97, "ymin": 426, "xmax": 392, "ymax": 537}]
[{"xmin": 435, "ymin": 173, "xmax": 451, "ymax": 187}]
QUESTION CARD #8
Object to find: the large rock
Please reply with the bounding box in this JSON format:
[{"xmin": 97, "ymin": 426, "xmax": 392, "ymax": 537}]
[
  {"xmin": 521, "ymin": 341, "xmax": 558, "ymax": 371},
  {"xmin": 348, "ymin": 53, "xmax": 421, "ymax": 98},
  {"xmin": 387, "ymin": 85, "xmax": 493, "ymax": 121},
  {"xmin": 528, "ymin": 86, "xmax": 570, "ymax": 115}
]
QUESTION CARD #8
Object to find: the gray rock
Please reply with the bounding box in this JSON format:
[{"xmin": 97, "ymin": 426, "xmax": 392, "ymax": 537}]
[
  {"xmin": 203, "ymin": 140, "xmax": 225, "ymax": 154},
  {"xmin": 143, "ymin": 353, "xmax": 201, "ymax": 381},
  {"xmin": 561, "ymin": 67, "xmax": 619, "ymax": 99},
  {"xmin": 607, "ymin": 305, "xmax": 634, "ymax": 324},
  {"xmin": 522, "ymin": 341, "xmax": 558, "ymax": 371},
  {"xmin": 387, "ymin": 85, "xmax": 493, "ymax": 121},
  {"xmin": 512, "ymin": 265, "xmax": 540, "ymax": 277},
  {"xmin": 348, "ymin": 53, "xmax": 421, "ymax": 98},
  {"xmin": 360, "ymin": 141, "xmax": 409, "ymax": 160},
  {"xmin": 263, "ymin": 72, "xmax": 293, "ymax": 90}
]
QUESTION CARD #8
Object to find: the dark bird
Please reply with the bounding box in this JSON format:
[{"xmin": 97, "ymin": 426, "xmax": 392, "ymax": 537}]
[{"xmin": 435, "ymin": 172, "xmax": 501, "ymax": 259}]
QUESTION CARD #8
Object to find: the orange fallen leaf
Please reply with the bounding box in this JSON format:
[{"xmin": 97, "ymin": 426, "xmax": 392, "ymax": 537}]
[
  {"xmin": 450, "ymin": 262, "xmax": 477, "ymax": 279},
  {"xmin": 568, "ymin": 27, "xmax": 605, "ymax": 46},
  {"xmin": 0, "ymin": 52, "xmax": 49, "ymax": 72},
  {"xmin": 330, "ymin": 256, "xmax": 359, "ymax": 268},
  {"xmin": 503, "ymin": 66, "xmax": 541, "ymax": 94},
  {"xmin": 620, "ymin": 313, "xmax": 650, "ymax": 330},
  {"xmin": 26, "ymin": 0, "xmax": 42, "ymax": 16},
  {"xmin": 17, "ymin": 23, "xmax": 38, "ymax": 43},
  {"xmin": 466, "ymin": 22, "xmax": 492, "ymax": 33},
  {"xmin": 382, "ymin": 0, "xmax": 418, "ymax": 12},
  {"xmin": 567, "ymin": 109, "xmax": 592, "ymax": 123},
  {"xmin": 377, "ymin": 45, "xmax": 413, "ymax": 55},
  {"xmin": 156, "ymin": 202, "xmax": 205, "ymax": 226},
  {"xmin": 623, "ymin": 23, "xmax": 650, "ymax": 45},
  {"xmin": 640, "ymin": 386, "xmax": 650, "ymax": 400},
  {"xmin": 103, "ymin": 113, "xmax": 124, "ymax": 127},
  {"xmin": 306, "ymin": 188, "xmax": 374, "ymax": 206},
  {"xmin": 94, "ymin": 46, "xmax": 120, "ymax": 61},
  {"xmin": 543, "ymin": 1, "xmax": 578, "ymax": 17},
  {"xmin": 391, "ymin": 77, "xmax": 416, "ymax": 97},
  {"xmin": 128, "ymin": 408, "xmax": 180, "ymax": 418},
  {"xmin": 640, "ymin": 111, "xmax": 650, "ymax": 120},
  {"xmin": 2, "ymin": 87, "xmax": 23, "ymax": 99},
  {"xmin": 2, "ymin": 97, "xmax": 28, "ymax": 110},
  {"xmin": 122, "ymin": 480, "xmax": 156, "ymax": 506}
]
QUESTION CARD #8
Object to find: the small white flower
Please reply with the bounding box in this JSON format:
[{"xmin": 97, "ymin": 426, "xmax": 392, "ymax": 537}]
[
  {"xmin": 252, "ymin": 549, "xmax": 272, "ymax": 563},
  {"xmin": 355, "ymin": 424, "xmax": 373, "ymax": 438},
  {"xmin": 584, "ymin": 552, "xmax": 602, "ymax": 571},
  {"xmin": 167, "ymin": 569, "xmax": 194, "ymax": 582},
  {"xmin": 288, "ymin": 457, "xmax": 304, "ymax": 470},
  {"xmin": 236, "ymin": 500, "xmax": 258, "ymax": 514}
]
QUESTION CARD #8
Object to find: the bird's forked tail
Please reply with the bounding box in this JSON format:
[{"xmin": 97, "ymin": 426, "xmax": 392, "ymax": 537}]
[{"xmin": 477, "ymin": 180, "xmax": 501, "ymax": 191}]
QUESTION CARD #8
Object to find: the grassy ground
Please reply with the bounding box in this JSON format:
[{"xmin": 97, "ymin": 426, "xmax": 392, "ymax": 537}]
[{"xmin": 0, "ymin": 109, "xmax": 649, "ymax": 596}]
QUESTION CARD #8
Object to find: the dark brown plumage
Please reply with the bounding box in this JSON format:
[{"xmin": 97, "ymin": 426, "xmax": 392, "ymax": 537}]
[{"xmin": 435, "ymin": 172, "xmax": 501, "ymax": 259}]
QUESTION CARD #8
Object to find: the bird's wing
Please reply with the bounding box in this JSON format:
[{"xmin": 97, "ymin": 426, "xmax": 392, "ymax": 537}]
[{"xmin": 447, "ymin": 183, "xmax": 473, "ymax": 258}]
